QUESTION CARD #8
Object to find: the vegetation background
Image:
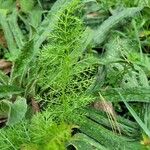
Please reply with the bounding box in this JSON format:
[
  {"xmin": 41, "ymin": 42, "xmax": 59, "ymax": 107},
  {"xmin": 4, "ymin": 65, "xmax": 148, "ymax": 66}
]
[{"xmin": 0, "ymin": 0, "xmax": 150, "ymax": 150}]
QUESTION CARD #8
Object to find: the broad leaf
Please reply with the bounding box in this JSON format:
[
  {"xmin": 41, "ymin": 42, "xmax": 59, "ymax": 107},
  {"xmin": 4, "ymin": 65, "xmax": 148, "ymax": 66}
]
[
  {"xmin": 100, "ymin": 87, "xmax": 150, "ymax": 102},
  {"xmin": 68, "ymin": 133, "xmax": 109, "ymax": 150},
  {"xmin": 0, "ymin": 85, "xmax": 23, "ymax": 98},
  {"xmin": 0, "ymin": 100, "xmax": 11, "ymax": 118},
  {"xmin": 76, "ymin": 117, "xmax": 143, "ymax": 150},
  {"xmin": 8, "ymin": 10, "xmax": 24, "ymax": 50},
  {"xmin": 7, "ymin": 97, "xmax": 27, "ymax": 126},
  {"xmin": 0, "ymin": 9, "xmax": 17, "ymax": 56}
]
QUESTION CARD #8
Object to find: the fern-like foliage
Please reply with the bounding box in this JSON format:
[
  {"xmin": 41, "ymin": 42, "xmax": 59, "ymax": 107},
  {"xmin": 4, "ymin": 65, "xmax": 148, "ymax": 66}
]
[
  {"xmin": 37, "ymin": 0, "xmax": 99, "ymax": 121},
  {"xmin": 0, "ymin": 111, "xmax": 73, "ymax": 150}
]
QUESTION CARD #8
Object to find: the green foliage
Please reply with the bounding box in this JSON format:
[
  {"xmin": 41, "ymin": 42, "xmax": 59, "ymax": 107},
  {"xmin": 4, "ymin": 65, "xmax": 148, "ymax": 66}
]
[
  {"xmin": 93, "ymin": 7, "xmax": 143, "ymax": 45},
  {"xmin": 68, "ymin": 133, "xmax": 109, "ymax": 150},
  {"xmin": 34, "ymin": 0, "xmax": 80, "ymax": 51},
  {"xmin": 0, "ymin": 0, "xmax": 15, "ymax": 10},
  {"xmin": 7, "ymin": 97, "xmax": 27, "ymax": 126},
  {"xmin": 11, "ymin": 40, "xmax": 35, "ymax": 88},
  {"xmin": 37, "ymin": 0, "xmax": 99, "ymax": 121},
  {"xmin": 0, "ymin": 71, "xmax": 9, "ymax": 85},
  {"xmin": 99, "ymin": 87, "xmax": 150, "ymax": 102},
  {"xmin": 0, "ymin": 111, "xmax": 72, "ymax": 150},
  {"xmin": 0, "ymin": 0, "xmax": 150, "ymax": 149},
  {"xmin": 70, "ymin": 107, "xmax": 150, "ymax": 150},
  {"xmin": 19, "ymin": 0, "xmax": 35, "ymax": 12},
  {"xmin": 76, "ymin": 116, "xmax": 143, "ymax": 150},
  {"xmin": 0, "ymin": 100, "xmax": 10, "ymax": 118},
  {"xmin": 0, "ymin": 9, "xmax": 18, "ymax": 58},
  {"xmin": 0, "ymin": 97, "xmax": 27, "ymax": 126},
  {"xmin": 8, "ymin": 10, "xmax": 24, "ymax": 49},
  {"xmin": 0, "ymin": 85, "xmax": 23, "ymax": 98},
  {"xmin": 84, "ymin": 107, "xmax": 140, "ymax": 138}
]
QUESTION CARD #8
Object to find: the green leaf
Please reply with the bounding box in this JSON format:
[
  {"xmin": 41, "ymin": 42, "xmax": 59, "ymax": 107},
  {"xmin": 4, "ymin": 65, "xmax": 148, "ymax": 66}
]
[
  {"xmin": 68, "ymin": 133, "xmax": 109, "ymax": 150},
  {"xmin": 11, "ymin": 40, "xmax": 34, "ymax": 84},
  {"xmin": 0, "ymin": 100, "xmax": 11, "ymax": 118},
  {"xmin": 0, "ymin": 0, "xmax": 14, "ymax": 9},
  {"xmin": 70, "ymin": 27, "xmax": 94, "ymax": 62},
  {"xmin": 0, "ymin": 9, "xmax": 17, "ymax": 55},
  {"xmin": 8, "ymin": 10, "xmax": 24, "ymax": 50},
  {"xmin": 0, "ymin": 98, "xmax": 27, "ymax": 126},
  {"xmin": 34, "ymin": 0, "xmax": 79, "ymax": 51},
  {"xmin": 144, "ymin": 104, "xmax": 150, "ymax": 130},
  {"xmin": 20, "ymin": 144, "xmax": 39, "ymax": 150},
  {"xmin": 0, "ymin": 70, "xmax": 9, "ymax": 85},
  {"xmin": 7, "ymin": 97, "xmax": 27, "ymax": 126},
  {"xmin": 82, "ymin": 0, "xmax": 97, "ymax": 3},
  {"xmin": 19, "ymin": 0, "xmax": 35, "ymax": 13},
  {"xmin": 28, "ymin": 8, "xmax": 42, "ymax": 29},
  {"xmin": 100, "ymin": 87, "xmax": 150, "ymax": 102},
  {"xmin": 117, "ymin": 91, "xmax": 150, "ymax": 137},
  {"xmin": 93, "ymin": 7, "xmax": 143, "ymax": 45},
  {"xmin": 76, "ymin": 117, "xmax": 143, "ymax": 150},
  {"xmin": 0, "ymin": 85, "xmax": 23, "ymax": 98},
  {"xmin": 125, "ymin": 102, "xmax": 150, "ymax": 137},
  {"xmin": 84, "ymin": 107, "xmax": 140, "ymax": 138}
]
